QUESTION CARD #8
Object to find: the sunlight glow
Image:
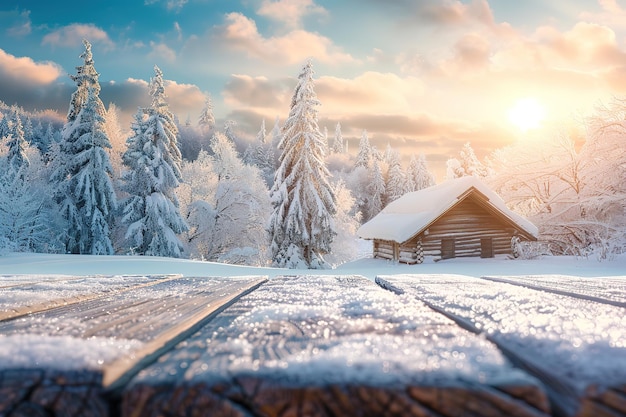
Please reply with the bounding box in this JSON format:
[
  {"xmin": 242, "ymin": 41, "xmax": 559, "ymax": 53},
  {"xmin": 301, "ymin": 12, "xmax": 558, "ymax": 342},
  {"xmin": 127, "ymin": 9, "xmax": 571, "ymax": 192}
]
[{"xmin": 507, "ymin": 98, "xmax": 546, "ymax": 132}]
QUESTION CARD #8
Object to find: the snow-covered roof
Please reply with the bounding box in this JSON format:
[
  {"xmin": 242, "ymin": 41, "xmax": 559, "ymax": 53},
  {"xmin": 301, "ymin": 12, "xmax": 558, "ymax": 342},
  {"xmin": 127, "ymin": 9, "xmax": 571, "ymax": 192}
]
[{"xmin": 357, "ymin": 176, "xmax": 538, "ymax": 243}]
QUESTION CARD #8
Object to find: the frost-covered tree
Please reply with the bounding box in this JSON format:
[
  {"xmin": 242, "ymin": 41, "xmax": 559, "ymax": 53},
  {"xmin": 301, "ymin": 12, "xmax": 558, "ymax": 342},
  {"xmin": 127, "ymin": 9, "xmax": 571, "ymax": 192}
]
[
  {"xmin": 120, "ymin": 66, "xmax": 188, "ymax": 258},
  {"xmin": 0, "ymin": 146, "xmax": 62, "ymax": 254},
  {"xmin": 103, "ymin": 103, "xmax": 126, "ymax": 180},
  {"xmin": 53, "ymin": 87, "xmax": 117, "ymax": 254},
  {"xmin": 244, "ymin": 119, "xmax": 275, "ymax": 186},
  {"xmin": 385, "ymin": 148, "xmax": 406, "ymax": 204},
  {"xmin": 198, "ymin": 95, "xmax": 216, "ymax": 132},
  {"xmin": 270, "ymin": 116, "xmax": 282, "ymax": 169},
  {"xmin": 179, "ymin": 134, "xmax": 271, "ymax": 265},
  {"xmin": 407, "ymin": 153, "xmax": 435, "ymax": 191},
  {"xmin": 67, "ymin": 40, "xmax": 104, "ymax": 124},
  {"xmin": 447, "ymin": 142, "xmax": 489, "ymax": 179},
  {"xmin": 331, "ymin": 122, "xmax": 344, "ymax": 154},
  {"xmin": 0, "ymin": 114, "xmax": 10, "ymax": 139},
  {"xmin": 367, "ymin": 158, "xmax": 385, "ymax": 219},
  {"xmin": 51, "ymin": 40, "xmax": 117, "ymax": 255},
  {"xmin": 325, "ymin": 180, "xmax": 361, "ymax": 266},
  {"xmin": 355, "ymin": 129, "xmax": 372, "ymax": 169},
  {"xmin": 269, "ymin": 60, "xmax": 336, "ymax": 269},
  {"xmin": 6, "ymin": 110, "xmax": 29, "ymax": 175}
]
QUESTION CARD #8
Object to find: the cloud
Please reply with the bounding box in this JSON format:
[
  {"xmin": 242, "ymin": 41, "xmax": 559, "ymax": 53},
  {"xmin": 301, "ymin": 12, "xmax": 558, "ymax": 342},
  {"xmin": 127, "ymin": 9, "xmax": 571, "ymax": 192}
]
[
  {"xmin": 257, "ymin": 0, "xmax": 328, "ymax": 30},
  {"xmin": 148, "ymin": 41, "xmax": 177, "ymax": 62},
  {"xmin": 6, "ymin": 10, "xmax": 31, "ymax": 37},
  {"xmin": 212, "ymin": 12, "xmax": 354, "ymax": 65},
  {"xmin": 145, "ymin": 0, "xmax": 188, "ymax": 11},
  {"xmin": 0, "ymin": 49, "xmax": 69, "ymax": 111},
  {"xmin": 223, "ymin": 74, "xmax": 292, "ymax": 109},
  {"xmin": 42, "ymin": 24, "xmax": 114, "ymax": 49},
  {"xmin": 0, "ymin": 48, "xmax": 63, "ymax": 86},
  {"xmin": 580, "ymin": 0, "xmax": 626, "ymax": 29}
]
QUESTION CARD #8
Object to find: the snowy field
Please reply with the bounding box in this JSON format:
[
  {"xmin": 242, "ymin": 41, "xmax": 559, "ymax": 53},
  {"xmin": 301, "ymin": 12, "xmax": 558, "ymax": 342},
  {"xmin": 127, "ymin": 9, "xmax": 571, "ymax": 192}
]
[{"xmin": 1, "ymin": 249, "xmax": 626, "ymax": 280}]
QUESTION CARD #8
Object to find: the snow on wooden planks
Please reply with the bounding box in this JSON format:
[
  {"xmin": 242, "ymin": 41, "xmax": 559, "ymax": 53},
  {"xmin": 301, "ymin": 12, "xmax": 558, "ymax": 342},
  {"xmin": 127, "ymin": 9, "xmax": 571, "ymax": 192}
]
[
  {"xmin": 0, "ymin": 275, "xmax": 266, "ymax": 417},
  {"xmin": 376, "ymin": 274, "xmax": 626, "ymax": 417},
  {"xmin": 123, "ymin": 275, "xmax": 550, "ymax": 417},
  {"xmin": 0, "ymin": 274, "xmax": 181, "ymax": 321},
  {"xmin": 481, "ymin": 274, "xmax": 626, "ymax": 308}
]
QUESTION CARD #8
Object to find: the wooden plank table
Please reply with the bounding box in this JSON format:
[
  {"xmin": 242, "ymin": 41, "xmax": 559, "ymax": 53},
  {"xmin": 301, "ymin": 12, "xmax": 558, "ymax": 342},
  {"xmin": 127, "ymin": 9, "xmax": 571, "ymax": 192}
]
[
  {"xmin": 123, "ymin": 275, "xmax": 550, "ymax": 417},
  {"xmin": 377, "ymin": 274, "xmax": 626, "ymax": 417},
  {"xmin": 481, "ymin": 274, "xmax": 626, "ymax": 308},
  {"xmin": 0, "ymin": 275, "xmax": 266, "ymax": 417},
  {"xmin": 0, "ymin": 274, "xmax": 179, "ymax": 321}
]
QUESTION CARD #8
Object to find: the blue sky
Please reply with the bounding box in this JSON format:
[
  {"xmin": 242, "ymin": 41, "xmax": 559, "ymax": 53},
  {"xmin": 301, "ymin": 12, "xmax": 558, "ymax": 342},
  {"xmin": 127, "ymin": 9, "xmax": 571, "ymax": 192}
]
[{"xmin": 1, "ymin": 0, "xmax": 625, "ymax": 176}]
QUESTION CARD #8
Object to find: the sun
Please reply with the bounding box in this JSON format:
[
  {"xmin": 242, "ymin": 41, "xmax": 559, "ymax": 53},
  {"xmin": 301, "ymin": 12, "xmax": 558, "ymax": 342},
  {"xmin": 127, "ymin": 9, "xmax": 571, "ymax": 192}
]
[{"xmin": 507, "ymin": 98, "xmax": 546, "ymax": 132}]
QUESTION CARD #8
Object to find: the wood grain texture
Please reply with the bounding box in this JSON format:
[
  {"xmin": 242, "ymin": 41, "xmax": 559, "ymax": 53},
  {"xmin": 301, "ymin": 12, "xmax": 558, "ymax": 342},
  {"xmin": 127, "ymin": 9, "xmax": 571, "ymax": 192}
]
[{"xmin": 123, "ymin": 275, "xmax": 550, "ymax": 417}]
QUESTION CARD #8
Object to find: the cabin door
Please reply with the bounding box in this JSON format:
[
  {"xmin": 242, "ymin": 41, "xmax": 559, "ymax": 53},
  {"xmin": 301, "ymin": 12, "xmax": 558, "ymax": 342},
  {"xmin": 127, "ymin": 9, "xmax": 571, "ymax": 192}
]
[
  {"xmin": 441, "ymin": 238, "xmax": 455, "ymax": 259},
  {"xmin": 481, "ymin": 238, "xmax": 494, "ymax": 258}
]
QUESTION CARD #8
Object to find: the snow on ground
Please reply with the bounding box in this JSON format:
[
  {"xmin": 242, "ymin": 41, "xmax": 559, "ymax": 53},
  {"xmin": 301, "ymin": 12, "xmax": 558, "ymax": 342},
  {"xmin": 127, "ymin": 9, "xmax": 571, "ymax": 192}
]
[{"xmin": 1, "ymin": 250, "xmax": 625, "ymax": 280}]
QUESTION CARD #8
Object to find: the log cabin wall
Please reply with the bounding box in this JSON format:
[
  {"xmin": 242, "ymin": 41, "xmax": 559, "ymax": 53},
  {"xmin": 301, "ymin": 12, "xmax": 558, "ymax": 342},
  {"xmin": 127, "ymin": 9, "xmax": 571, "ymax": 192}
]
[
  {"xmin": 371, "ymin": 196, "xmax": 522, "ymax": 263},
  {"xmin": 417, "ymin": 197, "xmax": 516, "ymax": 259},
  {"xmin": 373, "ymin": 240, "xmax": 396, "ymax": 261}
]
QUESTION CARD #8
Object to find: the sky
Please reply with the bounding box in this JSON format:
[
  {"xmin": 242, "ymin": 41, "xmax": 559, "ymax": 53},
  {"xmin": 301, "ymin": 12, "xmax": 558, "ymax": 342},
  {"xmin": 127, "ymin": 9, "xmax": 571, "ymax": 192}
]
[{"xmin": 1, "ymin": 0, "xmax": 626, "ymax": 178}]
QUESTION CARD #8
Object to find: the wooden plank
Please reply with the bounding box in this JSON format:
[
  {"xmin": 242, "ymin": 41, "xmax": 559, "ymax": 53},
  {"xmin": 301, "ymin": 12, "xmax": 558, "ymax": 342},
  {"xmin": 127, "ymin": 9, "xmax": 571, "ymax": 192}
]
[
  {"xmin": 0, "ymin": 275, "xmax": 85, "ymax": 289},
  {"xmin": 0, "ymin": 275, "xmax": 267, "ymax": 404},
  {"xmin": 377, "ymin": 274, "xmax": 626, "ymax": 417},
  {"xmin": 123, "ymin": 275, "xmax": 550, "ymax": 417},
  {"xmin": 0, "ymin": 274, "xmax": 180, "ymax": 321},
  {"xmin": 481, "ymin": 275, "xmax": 626, "ymax": 308}
]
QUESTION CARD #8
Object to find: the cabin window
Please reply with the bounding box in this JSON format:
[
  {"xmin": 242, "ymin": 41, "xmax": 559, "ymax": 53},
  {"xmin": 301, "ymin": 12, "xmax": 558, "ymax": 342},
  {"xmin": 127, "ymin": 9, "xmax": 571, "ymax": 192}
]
[
  {"xmin": 481, "ymin": 238, "xmax": 494, "ymax": 258},
  {"xmin": 441, "ymin": 238, "xmax": 455, "ymax": 259}
]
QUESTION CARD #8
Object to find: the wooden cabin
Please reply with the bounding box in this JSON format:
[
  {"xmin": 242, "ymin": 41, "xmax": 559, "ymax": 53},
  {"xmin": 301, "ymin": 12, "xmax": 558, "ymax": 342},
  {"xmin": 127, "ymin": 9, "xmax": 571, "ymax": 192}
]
[{"xmin": 357, "ymin": 176, "xmax": 538, "ymax": 264}]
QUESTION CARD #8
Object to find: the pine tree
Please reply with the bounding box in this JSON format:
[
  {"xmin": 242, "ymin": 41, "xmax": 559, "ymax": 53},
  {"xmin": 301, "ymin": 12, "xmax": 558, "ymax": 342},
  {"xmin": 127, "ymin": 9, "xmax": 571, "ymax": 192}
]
[
  {"xmin": 407, "ymin": 153, "xmax": 435, "ymax": 191},
  {"xmin": 54, "ymin": 87, "xmax": 117, "ymax": 254},
  {"xmin": 224, "ymin": 120, "xmax": 238, "ymax": 143},
  {"xmin": 367, "ymin": 158, "xmax": 385, "ymax": 219},
  {"xmin": 67, "ymin": 40, "xmax": 104, "ymax": 124},
  {"xmin": 121, "ymin": 66, "xmax": 188, "ymax": 258},
  {"xmin": 331, "ymin": 122, "xmax": 344, "ymax": 154},
  {"xmin": 6, "ymin": 110, "xmax": 29, "ymax": 175},
  {"xmin": 355, "ymin": 129, "xmax": 372, "ymax": 168},
  {"xmin": 385, "ymin": 148, "xmax": 406, "ymax": 204},
  {"xmin": 459, "ymin": 142, "xmax": 489, "ymax": 178},
  {"xmin": 268, "ymin": 60, "xmax": 336, "ymax": 269},
  {"xmin": 270, "ymin": 116, "xmax": 282, "ymax": 169},
  {"xmin": 51, "ymin": 40, "xmax": 116, "ymax": 255},
  {"xmin": 0, "ymin": 114, "xmax": 9, "ymax": 139},
  {"xmin": 198, "ymin": 95, "xmax": 216, "ymax": 132}
]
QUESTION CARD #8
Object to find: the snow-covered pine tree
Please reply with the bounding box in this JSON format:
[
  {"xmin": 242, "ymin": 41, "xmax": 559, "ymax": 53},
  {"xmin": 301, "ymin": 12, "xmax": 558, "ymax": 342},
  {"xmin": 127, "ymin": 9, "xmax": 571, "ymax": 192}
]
[
  {"xmin": 367, "ymin": 158, "xmax": 385, "ymax": 219},
  {"xmin": 332, "ymin": 122, "xmax": 344, "ymax": 154},
  {"xmin": 407, "ymin": 153, "xmax": 435, "ymax": 191},
  {"xmin": 244, "ymin": 119, "xmax": 275, "ymax": 186},
  {"xmin": 6, "ymin": 110, "xmax": 29, "ymax": 175},
  {"xmin": 268, "ymin": 60, "xmax": 336, "ymax": 269},
  {"xmin": 459, "ymin": 142, "xmax": 489, "ymax": 178},
  {"xmin": 0, "ymin": 142, "xmax": 63, "ymax": 254},
  {"xmin": 120, "ymin": 66, "xmax": 188, "ymax": 258},
  {"xmin": 385, "ymin": 148, "xmax": 407, "ymax": 204},
  {"xmin": 447, "ymin": 142, "xmax": 489, "ymax": 179},
  {"xmin": 270, "ymin": 116, "xmax": 282, "ymax": 169},
  {"xmin": 67, "ymin": 40, "xmax": 104, "ymax": 124},
  {"xmin": 198, "ymin": 95, "xmax": 216, "ymax": 132},
  {"xmin": 50, "ymin": 40, "xmax": 117, "ymax": 255},
  {"xmin": 0, "ymin": 114, "xmax": 9, "ymax": 139},
  {"xmin": 54, "ymin": 87, "xmax": 117, "ymax": 254},
  {"xmin": 355, "ymin": 129, "xmax": 372, "ymax": 168}
]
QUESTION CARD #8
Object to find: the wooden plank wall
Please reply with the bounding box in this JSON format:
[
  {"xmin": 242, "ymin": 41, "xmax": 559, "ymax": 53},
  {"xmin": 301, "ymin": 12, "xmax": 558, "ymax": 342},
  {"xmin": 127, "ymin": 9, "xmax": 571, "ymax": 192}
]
[{"xmin": 417, "ymin": 198, "xmax": 515, "ymax": 259}]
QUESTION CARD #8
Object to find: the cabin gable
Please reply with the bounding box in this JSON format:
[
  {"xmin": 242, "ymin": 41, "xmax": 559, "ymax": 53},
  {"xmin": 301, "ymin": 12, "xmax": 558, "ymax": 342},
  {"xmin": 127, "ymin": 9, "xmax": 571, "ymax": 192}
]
[{"xmin": 413, "ymin": 195, "xmax": 521, "ymax": 260}]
